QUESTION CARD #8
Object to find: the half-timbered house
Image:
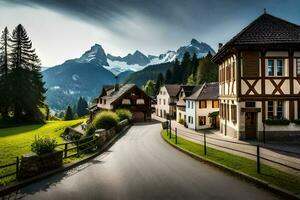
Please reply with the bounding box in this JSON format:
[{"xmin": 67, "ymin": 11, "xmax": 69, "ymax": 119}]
[
  {"xmin": 212, "ymin": 12, "xmax": 300, "ymax": 140},
  {"xmin": 89, "ymin": 84, "xmax": 153, "ymax": 122}
]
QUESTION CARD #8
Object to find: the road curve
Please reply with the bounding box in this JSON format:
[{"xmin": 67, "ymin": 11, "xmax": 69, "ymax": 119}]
[{"xmin": 6, "ymin": 122, "xmax": 282, "ymax": 200}]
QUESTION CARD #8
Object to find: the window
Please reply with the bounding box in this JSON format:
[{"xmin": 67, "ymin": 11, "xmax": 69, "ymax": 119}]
[
  {"xmin": 199, "ymin": 116, "xmax": 206, "ymax": 125},
  {"xmin": 277, "ymin": 59, "xmax": 283, "ymax": 76},
  {"xmin": 104, "ymin": 99, "xmax": 106, "ymax": 105},
  {"xmin": 99, "ymin": 98, "xmax": 102, "ymax": 104},
  {"xmin": 268, "ymin": 60, "xmax": 274, "ymax": 76},
  {"xmin": 159, "ymin": 99, "xmax": 161, "ymax": 105},
  {"xmin": 191, "ymin": 102, "xmax": 194, "ymax": 109},
  {"xmin": 231, "ymin": 105, "xmax": 237, "ymax": 122},
  {"xmin": 212, "ymin": 100, "xmax": 219, "ymax": 108},
  {"xmin": 188, "ymin": 101, "xmax": 190, "ymax": 108},
  {"xmin": 277, "ymin": 101, "xmax": 283, "ymax": 118},
  {"xmin": 137, "ymin": 99, "xmax": 144, "ymax": 104},
  {"xmin": 199, "ymin": 100, "xmax": 207, "ymax": 109},
  {"xmin": 297, "ymin": 59, "xmax": 300, "ymax": 76},
  {"xmin": 163, "ymin": 99, "xmax": 166, "ymax": 105},
  {"xmin": 122, "ymin": 99, "xmax": 131, "ymax": 105},
  {"xmin": 267, "ymin": 101, "xmax": 274, "ymax": 119}
]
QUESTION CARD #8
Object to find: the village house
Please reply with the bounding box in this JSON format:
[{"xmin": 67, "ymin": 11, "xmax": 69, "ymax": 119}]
[
  {"xmin": 176, "ymin": 85, "xmax": 201, "ymax": 124},
  {"xmin": 89, "ymin": 84, "xmax": 153, "ymax": 122},
  {"xmin": 212, "ymin": 12, "xmax": 300, "ymax": 140},
  {"xmin": 155, "ymin": 84, "xmax": 181, "ymax": 119},
  {"xmin": 184, "ymin": 82, "xmax": 219, "ymax": 129}
]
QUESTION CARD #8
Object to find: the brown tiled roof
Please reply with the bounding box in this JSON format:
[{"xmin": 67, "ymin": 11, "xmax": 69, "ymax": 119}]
[
  {"xmin": 101, "ymin": 84, "xmax": 135, "ymax": 101},
  {"xmin": 164, "ymin": 84, "xmax": 181, "ymax": 97},
  {"xmin": 185, "ymin": 82, "xmax": 219, "ymax": 100},
  {"xmin": 213, "ymin": 13, "xmax": 300, "ymax": 63}
]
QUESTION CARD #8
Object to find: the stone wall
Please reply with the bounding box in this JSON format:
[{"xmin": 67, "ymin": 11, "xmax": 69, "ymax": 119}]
[{"xmin": 19, "ymin": 150, "xmax": 63, "ymax": 179}]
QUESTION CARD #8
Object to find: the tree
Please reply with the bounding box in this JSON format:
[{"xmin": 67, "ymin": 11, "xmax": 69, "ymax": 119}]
[
  {"xmin": 155, "ymin": 73, "xmax": 164, "ymax": 94},
  {"xmin": 77, "ymin": 96, "xmax": 89, "ymax": 117},
  {"xmin": 143, "ymin": 80, "xmax": 155, "ymax": 97},
  {"xmin": 9, "ymin": 24, "xmax": 46, "ymax": 122},
  {"xmin": 171, "ymin": 59, "xmax": 182, "ymax": 84},
  {"xmin": 181, "ymin": 52, "xmax": 192, "ymax": 84},
  {"xmin": 164, "ymin": 69, "xmax": 172, "ymax": 84},
  {"xmin": 191, "ymin": 53, "xmax": 198, "ymax": 76},
  {"xmin": 64, "ymin": 106, "xmax": 74, "ymax": 120},
  {"xmin": 0, "ymin": 27, "xmax": 10, "ymax": 118},
  {"xmin": 195, "ymin": 53, "xmax": 218, "ymax": 84}
]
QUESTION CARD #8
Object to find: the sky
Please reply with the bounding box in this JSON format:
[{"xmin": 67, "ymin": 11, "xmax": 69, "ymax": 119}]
[{"xmin": 0, "ymin": 0, "xmax": 300, "ymax": 67}]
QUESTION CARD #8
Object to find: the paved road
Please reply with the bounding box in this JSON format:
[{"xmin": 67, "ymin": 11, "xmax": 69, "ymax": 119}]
[{"xmin": 4, "ymin": 122, "xmax": 282, "ymax": 200}]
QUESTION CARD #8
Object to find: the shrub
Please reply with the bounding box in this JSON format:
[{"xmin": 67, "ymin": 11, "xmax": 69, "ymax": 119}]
[
  {"xmin": 31, "ymin": 136, "xmax": 57, "ymax": 155},
  {"xmin": 85, "ymin": 124, "xmax": 96, "ymax": 136},
  {"xmin": 293, "ymin": 119, "xmax": 300, "ymax": 125},
  {"xmin": 265, "ymin": 117, "xmax": 290, "ymax": 125},
  {"xmin": 92, "ymin": 111, "xmax": 119, "ymax": 130},
  {"xmin": 116, "ymin": 109, "xmax": 132, "ymax": 121},
  {"xmin": 179, "ymin": 118, "xmax": 185, "ymax": 125}
]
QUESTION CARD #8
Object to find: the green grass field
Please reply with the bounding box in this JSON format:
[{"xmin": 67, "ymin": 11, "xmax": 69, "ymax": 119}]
[
  {"xmin": 162, "ymin": 130, "xmax": 300, "ymax": 195},
  {"xmin": 0, "ymin": 119, "xmax": 86, "ymax": 185}
]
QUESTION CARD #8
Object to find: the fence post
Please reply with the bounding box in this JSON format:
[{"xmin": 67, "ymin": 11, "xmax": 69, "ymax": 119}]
[
  {"xmin": 204, "ymin": 132, "xmax": 207, "ymax": 156},
  {"xmin": 16, "ymin": 156, "xmax": 19, "ymax": 179},
  {"xmin": 64, "ymin": 143, "xmax": 68, "ymax": 158},
  {"xmin": 175, "ymin": 128, "xmax": 177, "ymax": 144},
  {"xmin": 76, "ymin": 141, "xmax": 80, "ymax": 157},
  {"xmin": 256, "ymin": 145, "xmax": 260, "ymax": 173}
]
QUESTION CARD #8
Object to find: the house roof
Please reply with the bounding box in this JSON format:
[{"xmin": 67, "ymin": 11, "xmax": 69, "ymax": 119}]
[
  {"xmin": 101, "ymin": 84, "xmax": 135, "ymax": 102},
  {"xmin": 213, "ymin": 13, "xmax": 300, "ymax": 63},
  {"xmin": 164, "ymin": 84, "xmax": 181, "ymax": 97},
  {"xmin": 185, "ymin": 82, "xmax": 219, "ymax": 100}
]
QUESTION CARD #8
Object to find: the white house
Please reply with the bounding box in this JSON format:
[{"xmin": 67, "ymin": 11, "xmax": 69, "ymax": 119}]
[{"xmin": 185, "ymin": 83, "xmax": 219, "ymax": 129}]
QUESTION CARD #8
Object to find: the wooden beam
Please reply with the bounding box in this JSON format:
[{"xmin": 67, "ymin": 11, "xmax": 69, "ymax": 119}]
[{"xmin": 236, "ymin": 51, "xmax": 241, "ymax": 99}]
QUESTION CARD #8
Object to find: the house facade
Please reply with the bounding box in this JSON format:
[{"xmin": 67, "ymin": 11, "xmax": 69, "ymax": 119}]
[
  {"xmin": 155, "ymin": 85, "xmax": 181, "ymax": 119},
  {"xmin": 89, "ymin": 84, "xmax": 153, "ymax": 122},
  {"xmin": 212, "ymin": 12, "xmax": 300, "ymax": 140},
  {"xmin": 176, "ymin": 86, "xmax": 200, "ymax": 124},
  {"xmin": 184, "ymin": 83, "xmax": 219, "ymax": 129}
]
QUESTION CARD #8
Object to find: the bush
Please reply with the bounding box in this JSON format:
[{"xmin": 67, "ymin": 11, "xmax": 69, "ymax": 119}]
[
  {"xmin": 85, "ymin": 124, "xmax": 96, "ymax": 136},
  {"xmin": 293, "ymin": 119, "xmax": 300, "ymax": 125},
  {"xmin": 116, "ymin": 109, "xmax": 132, "ymax": 121},
  {"xmin": 31, "ymin": 136, "xmax": 57, "ymax": 155},
  {"xmin": 179, "ymin": 118, "xmax": 185, "ymax": 125},
  {"xmin": 265, "ymin": 117, "xmax": 290, "ymax": 125},
  {"xmin": 92, "ymin": 111, "xmax": 119, "ymax": 130}
]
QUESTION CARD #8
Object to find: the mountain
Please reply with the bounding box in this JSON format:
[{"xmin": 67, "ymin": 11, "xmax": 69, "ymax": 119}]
[
  {"xmin": 176, "ymin": 39, "xmax": 215, "ymax": 60},
  {"xmin": 43, "ymin": 39, "xmax": 215, "ymax": 110}
]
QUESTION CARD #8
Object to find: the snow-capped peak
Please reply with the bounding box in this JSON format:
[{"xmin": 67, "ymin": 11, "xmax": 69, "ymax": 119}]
[{"xmin": 77, "ymin": 43, "xmax": 108, "ymax": 66}]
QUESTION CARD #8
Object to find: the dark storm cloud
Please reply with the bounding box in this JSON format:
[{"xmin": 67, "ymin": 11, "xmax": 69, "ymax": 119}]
[{"xmin": 2, "ymin": 0, "xmax": 300, "ymax": 51}]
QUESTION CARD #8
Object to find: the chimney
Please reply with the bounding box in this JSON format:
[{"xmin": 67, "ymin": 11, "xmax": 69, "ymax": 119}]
[
  {"xmin": 114, "ymin": 75, "xmax": 119, "ymax": 91},
  {"xmin": 218, "ymin": 43, "xmax": 223, "ymax": 50}
]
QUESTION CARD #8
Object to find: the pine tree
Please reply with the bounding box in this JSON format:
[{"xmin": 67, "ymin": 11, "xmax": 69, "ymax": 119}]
[
  {"xmin": 171, "ymin": 59, "xmax": 182, "ymax": 84},
  {"xmin": 77, "ymin": 96, "xmax": 89, "ymax": 117},
  {"xmin": 191, "ymin": 53, "xmax": 198, "ymax": 76},
  {"xmin": 0, "ymin": 27, "xmax": 10, "ymax": 118},
  {"xmin": 143, "ymin": 80, "xmax": 155, "ymax": 96},
  {"xmin": 164, "ymin": 69, "xmax": 172, "ymax": 84},
  {"xmin": 155, "ymin": 73, "xmax": 164, "ymax": 94},
  {"xmin": 9, "ymin": 24, "xmax": 46, "ymax": 122},
  {"xmin": 64, "ymin": 106, "xmax": 74, "ymax": 121},
  {"xmin": 181, "ymin": 52, "xmax": 192, "ymax": 84}
]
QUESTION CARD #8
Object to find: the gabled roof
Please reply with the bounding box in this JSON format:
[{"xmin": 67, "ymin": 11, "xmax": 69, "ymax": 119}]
[
  {"xmin": 101, "ymin": 84, "xmax": 136, "ymax": 103},
  {"xmin": 213, "ymin": 13, "xmax": 300, "ymax": 63},
  {"xmin": 164, "ymin": 84, "xmax": 181, "ymax": 97},
  {"xmin": 185, "ymin": 82, "xmax": 219, "ymax": 100}
]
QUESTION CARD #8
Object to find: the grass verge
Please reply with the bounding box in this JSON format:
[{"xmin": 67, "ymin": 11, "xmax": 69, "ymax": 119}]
[
  {"xmin": 0, "ymin": 119, "xmax": 86, "ymax": 186},
  {"xmin": 162, "ymin": 129, "xmax": 300, "ymax": 195}
]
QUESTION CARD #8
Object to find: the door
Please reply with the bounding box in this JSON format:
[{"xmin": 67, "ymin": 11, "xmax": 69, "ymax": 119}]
[
  {"xmin": 245, "ymin": 112, "xmax": 257, "ymax": 139},
  {"xmin": 132, "ymin": 111, "xmax": 145, "ymax": 122}
]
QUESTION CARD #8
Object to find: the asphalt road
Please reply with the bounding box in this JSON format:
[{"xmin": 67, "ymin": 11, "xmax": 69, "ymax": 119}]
[{"xmin": 4, "ymin": 122, "xmax": 283, "ymax": 200}]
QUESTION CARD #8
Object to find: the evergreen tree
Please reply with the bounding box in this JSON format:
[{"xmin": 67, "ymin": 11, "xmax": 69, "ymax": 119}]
[
  {"xmin": 164, "ymin": 69, "xmax": 172, "ymax": 84},
  {"xmin": 195, "ymin": 53, "xmax": 218, "ymax": 84},
  {"xmin": 181, "ymin": 52, "xmax": 192, "ymax": 84},
  {"xmin": 0, "ymin": 27, "xmax": 10, "ymax": 118},
  {"xmin": 77, "ymin": 96, "xmax": 88, "ymax": 117},
  {"xmin": 9, "ymin": 24, "xmax": 46, "ymax": 122},
  {"xmin": 191, "ymin": 53, "xmax": 198, "ymax": 76},
  {"xmin": 155, "ymin": 73, "xmax": 164, "ymax": 94},
  {"xmin": 64, "ymin": 106, "xmax": 74, "ymax": 121}
]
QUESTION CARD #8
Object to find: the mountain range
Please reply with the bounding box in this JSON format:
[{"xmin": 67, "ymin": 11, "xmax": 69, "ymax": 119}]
[{"xmin": 42, "ymin": 39, "xmax": 215, "ymax": 111}]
